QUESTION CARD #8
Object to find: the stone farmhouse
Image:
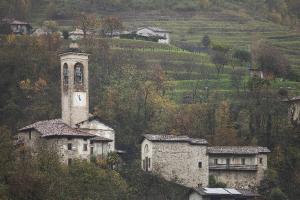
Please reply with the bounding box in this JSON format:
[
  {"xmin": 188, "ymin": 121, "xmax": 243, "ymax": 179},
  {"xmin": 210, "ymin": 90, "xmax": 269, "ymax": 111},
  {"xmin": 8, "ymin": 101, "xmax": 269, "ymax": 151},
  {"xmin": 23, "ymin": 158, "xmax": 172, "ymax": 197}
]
[
  {"xmin": 69, "ymin": 28, "xmax": 92, "ymax": 40},
  {"xmin": 119, "ymin": 27, "xmax": 171, "ymax": 44},
  {"xmin": 1, "ymin": 18, "xmax": 32, "ymax": 35},
  {"xmin": 141, "ymin": 134, "xmax": 270, "ymax": 189},
  {"xmin": 17, "ymin": 43, "xmax": 115, "ymax": 165},
  {"xmin": 248, "ymin": 68, "xmax": 264, "ymax": 79},
  {"xmin": 135, "ymin": 27, "xmax": 171, "ymax": 44},
  {"xmin": 283, "ymin": 96, "xmax": 300, "ymax": 126}
]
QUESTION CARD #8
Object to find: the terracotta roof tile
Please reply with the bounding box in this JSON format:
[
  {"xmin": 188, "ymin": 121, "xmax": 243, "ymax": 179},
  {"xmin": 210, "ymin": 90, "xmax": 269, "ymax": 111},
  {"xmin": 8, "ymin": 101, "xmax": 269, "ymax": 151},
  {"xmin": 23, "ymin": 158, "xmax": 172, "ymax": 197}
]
[
  {"xmin": 19, "ymin": 119, "xmax": 95, "ymax": 138},
  {"xmin": 91, "ymin": 136, "xmax": 113, "ymax": 142}
]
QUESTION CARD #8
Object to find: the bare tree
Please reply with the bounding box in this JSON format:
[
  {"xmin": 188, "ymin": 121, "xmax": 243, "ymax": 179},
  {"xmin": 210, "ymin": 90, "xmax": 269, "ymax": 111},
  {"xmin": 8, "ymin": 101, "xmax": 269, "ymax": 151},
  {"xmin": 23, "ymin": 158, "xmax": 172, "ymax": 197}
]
[
  {"xmin": 75, "ymin": 12, "xmax": 100, "ymax": 38},
  {"xmin": 211, "ymin": 51, "xmax": 228, "ymax": 78},
  {"xmin": 102, "ymin": 16, "xmax": 123, "ymax": 37}
]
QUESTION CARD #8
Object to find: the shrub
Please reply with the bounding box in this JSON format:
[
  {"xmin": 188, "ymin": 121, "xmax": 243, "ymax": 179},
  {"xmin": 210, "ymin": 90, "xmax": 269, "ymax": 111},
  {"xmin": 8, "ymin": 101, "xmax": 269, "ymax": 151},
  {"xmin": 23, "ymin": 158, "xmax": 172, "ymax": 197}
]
[
  {"xmin": 270, "ymin": 188, "xmax": 288, "ymax": 200},
  {"xmin": 268, "ymin": 12, "xmax": 282, "ymax": 24},
  {"xmin": 209, "ymin": 175, "xmax": 227, "ymax": 188}
]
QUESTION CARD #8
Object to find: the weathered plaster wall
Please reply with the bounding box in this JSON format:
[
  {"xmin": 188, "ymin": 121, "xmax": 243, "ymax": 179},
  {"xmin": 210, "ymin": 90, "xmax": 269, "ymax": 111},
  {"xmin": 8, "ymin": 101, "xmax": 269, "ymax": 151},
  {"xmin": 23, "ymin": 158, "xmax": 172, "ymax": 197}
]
[
  {"xmin": 60, "ymin": 53, "xmax": 89, "ymax": 127},
  {"xmin": 188, "ymin": 192, "xmax": 203, "ymax": 200},
  {"xmin": 92, "ymin": 142, "xmax": 110, "ymax": 156},
  {"xmin": 78, "ymin": 119, "xmax": 115, "ymax": 152},
  {"xmin": 141, "ymin": 139, "xmax": 153, "ymax": 171}
]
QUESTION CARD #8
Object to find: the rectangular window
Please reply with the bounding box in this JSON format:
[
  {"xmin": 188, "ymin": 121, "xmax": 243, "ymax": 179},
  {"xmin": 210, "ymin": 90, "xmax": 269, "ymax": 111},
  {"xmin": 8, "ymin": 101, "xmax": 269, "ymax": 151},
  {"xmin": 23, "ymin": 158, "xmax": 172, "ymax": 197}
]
[
  {"xmin": 242, "ymin": 158, "xmax": 245, "ymax": 165},
  {"xmin": 143, "ymin": 160, "xmax": 145, "ymax": 170},
  {"xmin": 214, "ymin": 159, "xmax": 218, "ymax": 165},
  {"xmin": 29, "ymin": 130, "xmax": 32, "ymax": 140},
  {"xmin": 198, "ymin": 162, "xmax": 202, "ymax": 168},
  {"xmin": 148, "ymin": 158, "xmax": 151, "ymax": 168},
  {"xmin": 226, "ymin": 158, "xmax": 230, "ymax": 166},
  {"xmin": 68, "ymin": 143, "xmax": 72, "ymax": 150},
  {"xmin": 260, "ymin": 158, "xmax": 263, "ymax": 164},
  {"xmin": 90, "ymin": 147, "xmax": 94, "ymax": 155},
  {"xmin": 68, "ymin": 158, "xmax": 72, "ymax": 166},
  {"xmin": 83, "ymin": 144, "xmax": 88, "ymax": 151}
]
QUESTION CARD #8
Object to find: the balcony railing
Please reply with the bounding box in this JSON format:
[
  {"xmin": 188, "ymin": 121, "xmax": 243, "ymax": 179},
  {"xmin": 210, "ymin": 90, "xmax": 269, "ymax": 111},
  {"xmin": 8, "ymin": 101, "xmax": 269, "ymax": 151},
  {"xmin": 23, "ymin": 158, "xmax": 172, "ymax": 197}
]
[{"xmin": 209, "ymin": 164, "xmax": 258, "ymax": 171}]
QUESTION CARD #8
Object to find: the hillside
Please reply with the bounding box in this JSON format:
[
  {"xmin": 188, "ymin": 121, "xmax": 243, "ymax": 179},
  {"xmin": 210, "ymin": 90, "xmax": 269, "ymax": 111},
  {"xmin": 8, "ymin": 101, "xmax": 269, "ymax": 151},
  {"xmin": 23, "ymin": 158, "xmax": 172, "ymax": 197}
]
[
  {"xmin": 28, "ymin": 4, "xmax": 300, "ymax": 103},
  {"xmin": 1, "ymin": 1, "xmax": 300, "ymax": 199}
]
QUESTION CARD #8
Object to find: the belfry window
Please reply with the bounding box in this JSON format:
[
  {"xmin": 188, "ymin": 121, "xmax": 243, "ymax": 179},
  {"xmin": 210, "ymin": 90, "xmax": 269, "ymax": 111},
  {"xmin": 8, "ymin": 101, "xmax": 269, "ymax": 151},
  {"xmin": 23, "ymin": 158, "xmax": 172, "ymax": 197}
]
[
  {"xmin": 74, "ymin": 63, "xmax": 84, "ymax": 84},
  {"xmin": 63, "ymin": 63, "xmax": 68, "ymax": 85},
  {"xmin": 144, "ymin": 144, "xmax": 149, "ymax": 154}
]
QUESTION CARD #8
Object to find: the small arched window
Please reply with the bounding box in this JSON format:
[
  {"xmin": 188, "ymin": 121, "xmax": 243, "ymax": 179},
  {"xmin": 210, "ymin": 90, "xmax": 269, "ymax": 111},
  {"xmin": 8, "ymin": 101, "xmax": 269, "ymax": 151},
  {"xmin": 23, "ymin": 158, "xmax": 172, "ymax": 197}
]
[
  {"xmin": 144, "ymin": 144, "xmax": 149, "ymax": 154},
  {"xmin": 63, "ymin": 63, "xmax": 68, "ymax": 85},
  {"xmin": 74, "ymin": 63, "xmax": 84, "ymax": 84}
]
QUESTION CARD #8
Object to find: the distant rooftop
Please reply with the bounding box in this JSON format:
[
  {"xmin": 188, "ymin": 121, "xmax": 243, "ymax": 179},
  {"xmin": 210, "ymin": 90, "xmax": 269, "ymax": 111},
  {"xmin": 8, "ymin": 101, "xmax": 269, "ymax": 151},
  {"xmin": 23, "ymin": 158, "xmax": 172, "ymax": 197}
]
[
  {"xmin": 283, "ymin": 96, "xmax": 300, "ymax": 102},
  {"xmin": 141, "ymin": 27, "xmax": 171, "ymax": 33},
  {"xmin": 208, "ymin": 146, "xmax": 270, "ymax": 155},
  {"xmin": 2, "ymin": 18, "xmax": 31, "ymax": 26},
  {"xmin": 191, "ymin": 187, "xmax": 260, "ymax": 197},
  {"xmin": 143, "ymin": 134, "xmax": 208, "ymax": 145}
]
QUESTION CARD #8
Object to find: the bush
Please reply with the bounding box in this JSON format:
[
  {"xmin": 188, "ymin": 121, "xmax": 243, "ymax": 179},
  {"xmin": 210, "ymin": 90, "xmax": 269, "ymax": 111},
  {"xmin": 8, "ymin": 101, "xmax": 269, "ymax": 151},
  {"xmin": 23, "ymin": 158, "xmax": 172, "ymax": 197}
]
[
  {"xmin": 173, "ymin": 1, "xmax": 198, "ymax": 11},
  {"xmin": 269, "ymin": 12, "xmax": 282, "ymax": 24},
  {"xmin": 209, "ymin": 175, "xmax": 227, "ymax": 188},
  {"xmin": 202, "ymin": 35, "xmax": 211, "ymax": 49},
  {"xmin": 198, "ymin": 0, "xmax": 210, "ymax": 9},
  {"xmin": 270, "ymin": 188, "xmax": 288, "ymax": 200}
]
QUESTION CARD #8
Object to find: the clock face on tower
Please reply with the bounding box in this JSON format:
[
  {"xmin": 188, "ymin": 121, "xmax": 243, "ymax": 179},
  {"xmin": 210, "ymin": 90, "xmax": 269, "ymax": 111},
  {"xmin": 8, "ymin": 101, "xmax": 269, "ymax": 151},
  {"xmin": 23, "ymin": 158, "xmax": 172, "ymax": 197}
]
[{"xmin": 73, "ymin": 92, "xmax": 86, "ymax": 107}]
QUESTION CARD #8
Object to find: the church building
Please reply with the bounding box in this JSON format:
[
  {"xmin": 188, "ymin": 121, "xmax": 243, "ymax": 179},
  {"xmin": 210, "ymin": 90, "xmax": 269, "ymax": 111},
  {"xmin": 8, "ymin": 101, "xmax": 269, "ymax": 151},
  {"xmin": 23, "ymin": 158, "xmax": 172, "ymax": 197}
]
[{"xmin": 17, "ymin": 43, "xmax": 115, "ymax": 165}]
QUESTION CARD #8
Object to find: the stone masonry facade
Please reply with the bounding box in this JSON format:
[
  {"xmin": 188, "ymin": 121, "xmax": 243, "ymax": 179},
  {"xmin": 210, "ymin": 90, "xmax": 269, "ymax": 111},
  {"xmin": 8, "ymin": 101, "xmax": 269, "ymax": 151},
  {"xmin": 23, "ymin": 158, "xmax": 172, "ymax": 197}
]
[{"xmin": 141, "ymin": 134, "xmax": 270, "ymax": 189}]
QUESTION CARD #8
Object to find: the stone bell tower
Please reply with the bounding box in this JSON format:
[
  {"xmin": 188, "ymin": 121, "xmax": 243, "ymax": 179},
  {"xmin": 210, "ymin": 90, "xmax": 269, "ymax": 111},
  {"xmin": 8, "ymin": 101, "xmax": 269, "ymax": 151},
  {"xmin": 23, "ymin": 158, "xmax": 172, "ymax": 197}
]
[{"xmin": 59, "ymin": 42, "xmax": 89, "ymax": 127}]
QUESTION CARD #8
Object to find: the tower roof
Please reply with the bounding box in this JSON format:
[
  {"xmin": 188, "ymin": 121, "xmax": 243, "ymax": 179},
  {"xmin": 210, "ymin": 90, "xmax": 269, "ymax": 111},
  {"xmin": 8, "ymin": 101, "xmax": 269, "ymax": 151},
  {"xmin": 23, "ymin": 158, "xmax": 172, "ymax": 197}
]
[{"xmin": 59, "ymin": 42, "xmax": 89, "ymax": 56}]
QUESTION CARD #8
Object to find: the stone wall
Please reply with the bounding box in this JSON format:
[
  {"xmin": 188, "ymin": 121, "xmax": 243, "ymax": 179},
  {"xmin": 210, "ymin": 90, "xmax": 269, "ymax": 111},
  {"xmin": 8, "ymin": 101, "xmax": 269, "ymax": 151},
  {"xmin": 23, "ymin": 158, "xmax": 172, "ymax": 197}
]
[
  {"xmin": 142, "ymin": 139, "xmax": 209, "ymax": 188},
  {"xmin": 18, "ymin": 130, "xmax": 110, "ymax": 164},
  {"xmin": 46, "ymin": 137, "xmax": 91, "ymax": 164},
  {"xmin": 210, "ymin": 170, "xmax": 258, "ymax": 189},
  {"xmin": 18, "ymin": 130, "xmax": 42, "ymax": 151}
]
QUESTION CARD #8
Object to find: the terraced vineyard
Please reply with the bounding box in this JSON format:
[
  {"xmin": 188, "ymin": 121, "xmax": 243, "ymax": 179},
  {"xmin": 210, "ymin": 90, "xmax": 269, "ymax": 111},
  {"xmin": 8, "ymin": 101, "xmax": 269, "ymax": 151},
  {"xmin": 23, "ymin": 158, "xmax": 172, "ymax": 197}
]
[
  {"xmin": 106, "ymin": 37, "xmax": 300, "ymax": 102},
  {"xmin": 105, "ymin": 11, "xmax": 299, "ymax": 102},
  {"xmin": 54, "ymin": 9, "xmax": 300, "ymax": 103}
]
